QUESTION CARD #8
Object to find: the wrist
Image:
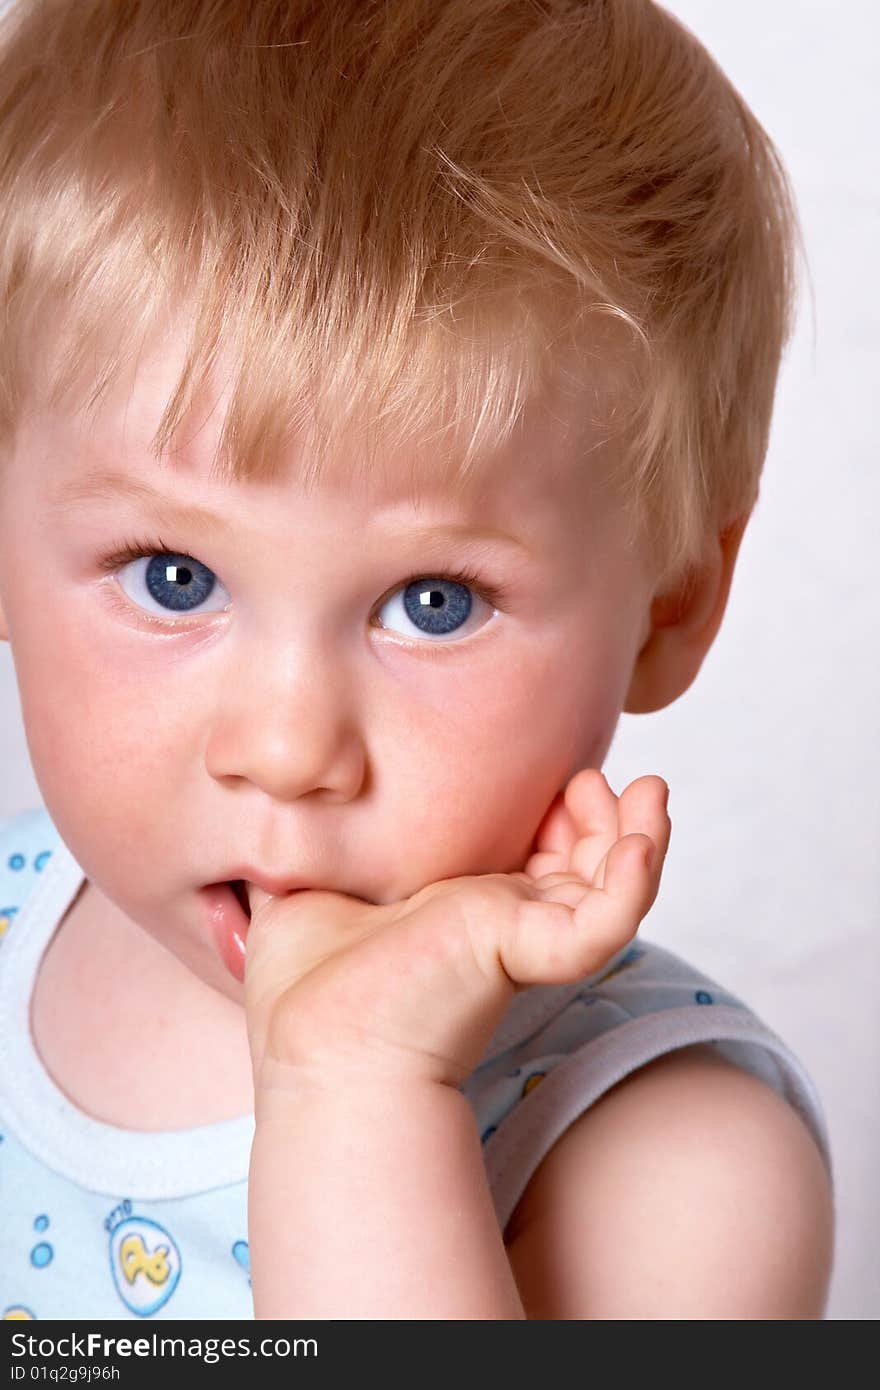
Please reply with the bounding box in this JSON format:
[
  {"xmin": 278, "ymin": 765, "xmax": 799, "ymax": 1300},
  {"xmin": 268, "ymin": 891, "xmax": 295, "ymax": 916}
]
[
  {"xmin": 253, "ymin": 1051, "xmax": 464, "ymax": 1126},
  {"xmin": 247, "ymin": 1055, "xmax": 520, "ymax": 1319},
  {"xmin": 253, "ymin": 1033, "xmax": 462, "ymax": 1104}
]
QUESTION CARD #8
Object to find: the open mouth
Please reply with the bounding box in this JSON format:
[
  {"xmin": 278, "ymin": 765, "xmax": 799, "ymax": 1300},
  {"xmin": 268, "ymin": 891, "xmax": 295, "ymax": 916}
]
[
  {"xmin": 200, "ymin": 880, "xmax": 252, "ymax": 984},
  {"xmin": 229, "ymin": 879, "xmax": 251, "ymax": 920}
]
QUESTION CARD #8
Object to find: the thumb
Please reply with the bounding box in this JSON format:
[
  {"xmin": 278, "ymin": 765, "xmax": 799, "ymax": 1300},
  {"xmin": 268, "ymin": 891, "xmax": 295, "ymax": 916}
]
[{"xmin": 245, "ymin": 882, "xmax": 279, "ymax": 919}]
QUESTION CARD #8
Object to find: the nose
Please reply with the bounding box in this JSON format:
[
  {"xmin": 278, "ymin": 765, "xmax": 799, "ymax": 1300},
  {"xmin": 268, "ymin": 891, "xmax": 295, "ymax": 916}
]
[{"xmin": 205, "ymin": 640, "xmax": 367, "ymax": 803}]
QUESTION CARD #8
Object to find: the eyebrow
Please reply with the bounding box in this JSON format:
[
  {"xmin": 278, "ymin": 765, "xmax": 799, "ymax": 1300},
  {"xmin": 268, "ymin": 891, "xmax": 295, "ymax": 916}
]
[
  {"xmin": 48, "ymin": 469, "xmax": 230, "ymax": 537},
  {"xmin": 47, "ymin": 468, "xmax": 536, "ymax": 555}
]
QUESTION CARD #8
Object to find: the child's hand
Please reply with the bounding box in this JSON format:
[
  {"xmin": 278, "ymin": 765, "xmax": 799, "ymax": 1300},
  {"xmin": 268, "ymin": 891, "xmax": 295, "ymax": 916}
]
[{"xmin": 244, "ymin": 770, "xmax": 671, "ymax": 1094}]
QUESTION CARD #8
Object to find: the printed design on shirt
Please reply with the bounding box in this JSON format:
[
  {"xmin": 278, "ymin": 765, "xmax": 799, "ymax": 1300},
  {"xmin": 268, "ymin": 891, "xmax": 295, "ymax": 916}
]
[
  {"xmin": 479, "ymin": 1066, "xmax": 548, "ymax": 1141},
  {"xmin": 232, "ymin": 1240, "xmax": 251, "ymax": 1285},
  {"xmin": 1, "ymin": 843, "xmax": 53, "ymax": 940},
  {"xmin": 120, "ymin": 1234, "xmax": 172, "ymax": 1286},
  {"xmin": 30, "ymin": 1214, "xmax": 53, "ymax": 1268},
  {"xmin": 3, "ymin": 1306, "xmax": 36, "ymax": 1319},
  {"xmin": 106, "ymin": 1205, "xmax": 182, "ymax": 1318}
]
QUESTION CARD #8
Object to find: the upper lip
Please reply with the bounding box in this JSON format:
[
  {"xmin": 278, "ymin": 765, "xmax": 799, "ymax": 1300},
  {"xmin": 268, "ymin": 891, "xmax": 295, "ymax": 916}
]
[{"xmin": 218, "ymin": 867, "xmax": 314, "ymax": 897}]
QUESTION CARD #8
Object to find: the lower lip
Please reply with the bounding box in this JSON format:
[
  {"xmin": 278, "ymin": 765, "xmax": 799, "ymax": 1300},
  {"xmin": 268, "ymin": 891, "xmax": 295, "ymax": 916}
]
[{"xmin": 200, "ymin": 882, "xmax": 250, "ymax": 983}]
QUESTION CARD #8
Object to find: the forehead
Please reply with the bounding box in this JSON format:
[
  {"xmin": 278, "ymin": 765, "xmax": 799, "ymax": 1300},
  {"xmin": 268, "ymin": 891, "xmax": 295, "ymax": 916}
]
[{"xmin": 27, "ymin": 313, "xmax": 624, "ymax": 547}]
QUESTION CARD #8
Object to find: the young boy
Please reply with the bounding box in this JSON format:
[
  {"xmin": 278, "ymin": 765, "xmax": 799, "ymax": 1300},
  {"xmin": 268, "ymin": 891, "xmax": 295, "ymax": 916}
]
[{"xmin": 0, "ymin": 0, "xmax": 833, "ymax": 1320}]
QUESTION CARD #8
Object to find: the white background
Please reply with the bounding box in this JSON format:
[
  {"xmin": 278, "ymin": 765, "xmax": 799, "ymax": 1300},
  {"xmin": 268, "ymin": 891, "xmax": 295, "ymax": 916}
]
[
  {"xmin": 1, "ymin": 1, "xmax": 877, "ymax": 1318},
  {"xmin": 603, "ymin": 1, "xmax": 879, "ymax": 1320}
]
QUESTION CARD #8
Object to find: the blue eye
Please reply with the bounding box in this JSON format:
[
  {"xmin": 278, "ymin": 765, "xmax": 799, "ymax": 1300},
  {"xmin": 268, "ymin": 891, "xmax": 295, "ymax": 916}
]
[
  {"xmin": 99, "ymin": 537, "xmax": 503, "ymax": 641},
  {"xmin": 106, "ymin": 546, "xmax": 231, "ymax": 619},
  {"xmin": 142, "ymin": 553, "xmax": 220, "ymax": 612},
  {"xmin": 376, "ymin": 575, "xmax": 496, "ymax": 642}
]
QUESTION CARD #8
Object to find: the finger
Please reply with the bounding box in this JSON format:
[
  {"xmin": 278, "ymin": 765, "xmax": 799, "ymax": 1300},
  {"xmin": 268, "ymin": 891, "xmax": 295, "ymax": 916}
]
[
  {"xmin": 499, "ymin": 834, "xmax": 654, "ymax": 990},
  {"xmin": 565, "ymin": 768, "xmax": 621, "ymax": 884},
  {"xmin": 525, "ymin": 767, "xmax": 618, "ymax": 881},
  {"xmin": 493, "ymin": 845, "xmax": 646, "ymax": 985},
  {"xmin": 244, "ymin": 886, "xmax": 375, "ymax": 994},
  {"xmin": 574, "ymin": 831, "xmax": 661, "ymax": 955},
  {"xmin": 527, "ymin": 788, "xmax": 577, "ymax": 863},
  {"xmin": 497, "ymin": 860, "xmax": 642, "ymax": 985},
  {"xmin": 246, "ymin": 883, "xmax": 273, "ymax": 918},
  {"xmin": 242, "ymin": 888, "xmax": 379, "ymax": 1072},
  {"xmin": 522, "ymin": 848, "xmax": 566, "ymax": 880},
  {"xmin": 610, "ymin": 775, "xmax": 671, "ymax": 890},
  {"xmin": 496, "ymin": 895, "xmax": 588, "ymax": 985}
]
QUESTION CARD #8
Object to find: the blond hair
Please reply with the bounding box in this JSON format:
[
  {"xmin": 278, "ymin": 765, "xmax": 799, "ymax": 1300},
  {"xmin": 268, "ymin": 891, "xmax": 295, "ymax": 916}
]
[{"xmin": 0, "ymin": 0, "xmax": 799, "ymax": 588}]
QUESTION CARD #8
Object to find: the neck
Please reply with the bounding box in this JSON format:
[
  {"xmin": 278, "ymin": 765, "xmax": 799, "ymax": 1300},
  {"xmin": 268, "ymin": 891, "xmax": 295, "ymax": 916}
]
[{"xmin": 30, "ymin": 879, "xmax": 255, "ymax": 1131}]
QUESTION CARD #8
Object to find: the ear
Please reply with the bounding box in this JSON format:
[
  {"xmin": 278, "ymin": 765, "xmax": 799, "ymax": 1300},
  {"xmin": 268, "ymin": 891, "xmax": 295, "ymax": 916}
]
[{"xmin": 624, "ymin": 513, "xmax": 751, "ymax": 715}]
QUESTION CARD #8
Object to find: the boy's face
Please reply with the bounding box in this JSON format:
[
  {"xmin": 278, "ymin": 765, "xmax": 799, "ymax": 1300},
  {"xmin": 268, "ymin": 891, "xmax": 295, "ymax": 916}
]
[{"xmin": 0, "ymin": 331, "xmax": 655, "ymax": 1004}]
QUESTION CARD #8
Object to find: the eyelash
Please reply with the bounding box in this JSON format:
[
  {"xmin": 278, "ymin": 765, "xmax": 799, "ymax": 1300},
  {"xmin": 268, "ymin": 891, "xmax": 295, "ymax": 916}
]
[{"xmin": 96, "ymin": 532, "xmax": 510, "ymax": 629}]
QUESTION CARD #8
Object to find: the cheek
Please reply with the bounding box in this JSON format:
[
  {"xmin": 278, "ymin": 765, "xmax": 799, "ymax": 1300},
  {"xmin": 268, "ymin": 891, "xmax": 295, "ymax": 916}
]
[
  {"xmin": 12, "ymin": 609, "xmax": 177, "ymax": 884},
  {"xmin": 373, "ymin": 636, "xmax": 626, "ymax": 890}
]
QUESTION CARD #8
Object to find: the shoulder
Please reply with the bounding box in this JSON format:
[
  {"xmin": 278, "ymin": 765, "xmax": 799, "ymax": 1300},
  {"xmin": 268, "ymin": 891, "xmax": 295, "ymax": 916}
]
[{"xmin": 504, "ymin": 1043, "xmax": 834, "ymax": 1319}]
